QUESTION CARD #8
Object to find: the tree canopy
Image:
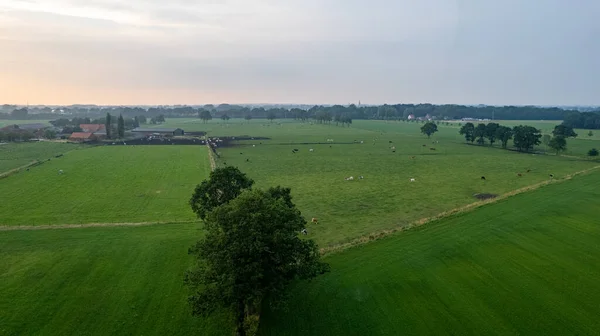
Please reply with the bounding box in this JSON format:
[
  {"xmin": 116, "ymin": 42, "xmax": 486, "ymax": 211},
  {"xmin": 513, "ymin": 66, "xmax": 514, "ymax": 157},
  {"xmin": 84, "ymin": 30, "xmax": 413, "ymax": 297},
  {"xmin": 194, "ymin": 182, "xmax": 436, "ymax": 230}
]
[
  {"xmin": 459, "ymin": 122, "xmax": 475, "ymax": 143},
  {"xmin": 189, "ymin": 166, "xmax": 254, "ymax": 220},
  {"xmin": 495, "ymin": 126, "xmax": 513, "ymax": 149},
  {"xmin": 186, "ymin": 188, "xmax": 329, "ymax": 336},
  {"xmin": 549, "ymin": 136, "xmax": 567, "ymax": 154},
  {"xmin": 420, "ymin": 122, "xmax": 438, "ymax": 138},
  {"xmin": 512, "ymin": 125, "xmax": 542, "ymax": 152},
  {"xmin": 199, "ymin": 110, "xmax": 213, "ymax": 123},
  {"xmin": 552, "ymin": 125, "xmax": 578, "ymax": 138}
]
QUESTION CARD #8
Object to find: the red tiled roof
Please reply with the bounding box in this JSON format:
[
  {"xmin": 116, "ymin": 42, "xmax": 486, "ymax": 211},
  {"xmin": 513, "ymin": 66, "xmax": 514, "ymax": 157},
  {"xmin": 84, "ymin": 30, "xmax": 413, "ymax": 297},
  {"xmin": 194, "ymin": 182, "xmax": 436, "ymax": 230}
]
[
  {"xmin": 79, "ymin": 124, "xmax": 105, "ymax": 132},
  {"xmin": 69, "ymin": 132, "xmax": 94, "ymax": 139}
]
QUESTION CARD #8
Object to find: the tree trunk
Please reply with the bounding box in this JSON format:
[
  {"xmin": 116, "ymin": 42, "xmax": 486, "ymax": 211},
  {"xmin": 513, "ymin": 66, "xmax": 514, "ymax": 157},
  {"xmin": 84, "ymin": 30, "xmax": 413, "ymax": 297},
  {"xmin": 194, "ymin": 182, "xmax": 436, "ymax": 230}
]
[{"xmin": 236, "ymin": 300, "xmax": 246, "ymax": 336}]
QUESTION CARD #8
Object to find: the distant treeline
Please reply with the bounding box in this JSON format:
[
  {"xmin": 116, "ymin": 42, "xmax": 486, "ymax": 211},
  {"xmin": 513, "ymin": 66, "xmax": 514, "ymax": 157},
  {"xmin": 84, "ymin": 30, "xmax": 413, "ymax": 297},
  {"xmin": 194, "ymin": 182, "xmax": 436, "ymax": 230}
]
[{"xmin": 2, "ymin": 103, "xmax": 600, "ymax": 129}]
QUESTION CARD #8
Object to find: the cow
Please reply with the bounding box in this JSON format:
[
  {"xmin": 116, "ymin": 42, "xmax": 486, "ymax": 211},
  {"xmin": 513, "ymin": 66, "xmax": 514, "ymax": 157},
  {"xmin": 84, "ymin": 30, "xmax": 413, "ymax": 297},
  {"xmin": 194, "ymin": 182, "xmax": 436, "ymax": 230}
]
[
  {"xmin": 311, "ymin": 218, "xmax": 318, "ymax": 224},
  {"xmin": 301, "ymin": 229, "xmax": 308, "ymax": 235},
  {"xmin": 527, "ymin": 169, "xmax": 531, "ymax": 173},
  {"xmin": 410, "ymin": 178, "xmax": 415, "ymax": 182},
  {"xmin": 58, "ymin": 170, "xmax": 64, "ymax": 175},
  {"xmin": 345, "ymin": 176, "xmax": 354, "ymax": 181},
  {"xmin": 422, "ymin": 144, "xmax": 427, "ymax": 147},
  {"xmin": 549, "ymin": 174, "xmax": 554, "ymax": 178},
  {"xmin": 309, "ymin": 149, "xmax": 314, "ymax": 152},
  {"xmin": 389, "ymin": 141, "xmax": 393, "ymax": 143},
  {"xmin": 359, "ymin": 176, "xmax": 364, "ymax": 179},
  {"xmin": 481, "ymin": 176, "xmax": 486, "ymax": 180},
  {"xmin": 430, "ymin": 148, "xmax": 436, "ymax": 151},
  {"xmin": 360, "ymin": 141, "xmax": 364, "ymax": 144},
  {"xmin": 246, "ymin": 159, "xmax": 250, "ymax": 162},
  {"xmin": 293, "ymin": 148, "xmax": 299, "ymax": 152},
  {"xmin": 517, "ymin": 173, "xmax": 522, "ymax": 177},
  {"xmin": 411, "ymin": 156, "xmax": 416, "ymax": 159},
  {"xmin": 253, "ymin": 145, "xmax": 256, "ymax": 147}
]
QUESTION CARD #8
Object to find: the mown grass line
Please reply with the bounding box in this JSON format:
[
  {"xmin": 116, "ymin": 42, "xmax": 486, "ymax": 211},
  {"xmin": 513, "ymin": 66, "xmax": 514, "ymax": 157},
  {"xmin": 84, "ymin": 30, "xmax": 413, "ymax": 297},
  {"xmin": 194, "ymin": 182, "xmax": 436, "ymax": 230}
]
[
  {"xmin": 320, "ymin": 164, "xmax": 600, "ymax": 256},
  {"xmin": 0, "ymin": 160, "xmax": 39, "ymax": 180},
  {"xmin": 0, "ymin": 220, "xmax": 199, "ymax": 231}
]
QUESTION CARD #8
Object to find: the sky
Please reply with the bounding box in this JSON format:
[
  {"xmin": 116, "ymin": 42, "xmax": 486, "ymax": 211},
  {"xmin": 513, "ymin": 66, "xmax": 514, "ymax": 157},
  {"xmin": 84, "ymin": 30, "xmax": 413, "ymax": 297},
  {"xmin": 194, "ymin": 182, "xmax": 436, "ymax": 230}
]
[{"xmin": 0, "ymin": 0, "xmax": 599, "ymax": 106}]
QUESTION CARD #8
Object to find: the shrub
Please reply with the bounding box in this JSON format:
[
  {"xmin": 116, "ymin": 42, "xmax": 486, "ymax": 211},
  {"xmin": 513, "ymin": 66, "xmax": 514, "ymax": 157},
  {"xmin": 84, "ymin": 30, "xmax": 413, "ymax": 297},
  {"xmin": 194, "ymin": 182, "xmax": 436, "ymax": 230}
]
[{"xmin": 588, "ymin": 148, "xmax": 599, "ymax": 157}]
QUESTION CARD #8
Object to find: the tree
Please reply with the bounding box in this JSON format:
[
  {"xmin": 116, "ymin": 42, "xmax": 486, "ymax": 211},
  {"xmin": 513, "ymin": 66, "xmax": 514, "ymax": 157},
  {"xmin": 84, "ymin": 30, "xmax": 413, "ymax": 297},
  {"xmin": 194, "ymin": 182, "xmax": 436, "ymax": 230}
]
[
  {"xmin": 548, "ymin": 136, "xmax": 567, "ymax": 154},
  {"xmin": 588, "ymin": 131, "xmax": 594, "ymax": 137},
  {"xmin": 43, "ymin": 129, "xmax": 56, "ymax": 139},
  {"xmin": 186, "ymin": 188, "xmax": 329, "ymax": 336},
  {"xmin": 459, "ymin": 122, "xmax": 475, "ymax": 143},
  {"xmin": 117, "ymin": 114, "xmax": 125, "ymax": 138},
  {"xmin": 189, "ymin": 166, "xmax": 254, "ymax": 220},
  {"xmin": 553, "ymin": 125, "xmax": 578, "ymax": 138},
  {"xmin": 420, "ymin": 122, "xmax": 438, "ymax": 138},
  {"xmin": 485, "ymin": 123, "xmax": 500, "ymax": 146},
  {"xmin": 221, "ymin": 114, "xmax": 230, "ymax": 123},
  {"xmin": 10, "ymin": 108, "xmax": 28, "ymax": 119},
  {"xmin": 474, "ymin": 123, "xmax": 487, "ymax": 145},
  {"xmin": 244, "ymin": 114, "xmax": 252, "ymax": 123},
  {"xmin": 495, "ymin": 126, "xmax": 513, "ymax": 149},
  {"xmin": 199, "ymin": 110, "xmax": 212, "ymax": 124},
  {"xmin": 156, "ymin": 114, "xmax": 166, "ymax": 123},
  {"xmin": 137, "ymin": 115, "xmax": 147, "ymax": 124},
  {"xmin": 105, "ymin": 113, "xmax": 112, "ymax": 139},
  {"xmin": 512, "ymin": 125, "xmax": 542, "ymax": 152},
  {"xmin": 588, "ymin": 148, "xmax": 599, "ymax": 157},
  {"xmin": 267, "ymin": 111, "xmax": 276, "ymax": 123}
]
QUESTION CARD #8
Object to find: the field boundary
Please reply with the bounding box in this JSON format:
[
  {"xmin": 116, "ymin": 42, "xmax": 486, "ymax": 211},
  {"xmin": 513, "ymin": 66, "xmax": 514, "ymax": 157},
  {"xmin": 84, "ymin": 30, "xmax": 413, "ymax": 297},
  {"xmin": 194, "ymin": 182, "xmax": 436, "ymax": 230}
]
[
  {"xmin": 0, "ymin": 220, "xmax": 199, "ymax": 231},
  {"xmin": 0, "ymin": 160, "xmax": 40, "ymax": 179},
  {"xmin": 206, "ymin": 142, "xmax": 216, "ymax": 171},
  {"xmin": 320, "ymin": 164, "xmax": 600, "ymax": 256}
]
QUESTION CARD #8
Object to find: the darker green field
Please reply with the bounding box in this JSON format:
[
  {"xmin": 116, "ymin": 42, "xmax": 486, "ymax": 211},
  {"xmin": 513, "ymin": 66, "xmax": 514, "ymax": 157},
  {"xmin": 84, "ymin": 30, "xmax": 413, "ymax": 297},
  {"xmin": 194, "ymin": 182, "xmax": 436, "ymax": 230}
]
[
  {"xmin": 259, "ymin": 170, "xmax": 600, "ymax": 335},
  {"xmin": 0, "ymin": 223, "xmax": 229, "ymax": 336}
]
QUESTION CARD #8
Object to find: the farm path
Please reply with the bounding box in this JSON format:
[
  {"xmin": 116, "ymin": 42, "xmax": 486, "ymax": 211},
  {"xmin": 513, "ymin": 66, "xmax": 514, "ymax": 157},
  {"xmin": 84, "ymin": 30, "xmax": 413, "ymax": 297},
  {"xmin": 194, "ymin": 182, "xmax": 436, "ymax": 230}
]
[{"xmin": 0, "ymin": 220, "xmax": 198, "ymax": 231}]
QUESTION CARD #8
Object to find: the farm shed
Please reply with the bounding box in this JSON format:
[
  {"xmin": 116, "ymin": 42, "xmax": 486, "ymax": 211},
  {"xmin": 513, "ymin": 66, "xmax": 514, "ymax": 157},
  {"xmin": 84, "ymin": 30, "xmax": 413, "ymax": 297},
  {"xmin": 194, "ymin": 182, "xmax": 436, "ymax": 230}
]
[
  {"xmin": 69, "ymin": 132, "xmax": 96, "ymax": 142},
  {"xmin": 131, "ymin": 128, "xmax": 184, "ymax": 136}
]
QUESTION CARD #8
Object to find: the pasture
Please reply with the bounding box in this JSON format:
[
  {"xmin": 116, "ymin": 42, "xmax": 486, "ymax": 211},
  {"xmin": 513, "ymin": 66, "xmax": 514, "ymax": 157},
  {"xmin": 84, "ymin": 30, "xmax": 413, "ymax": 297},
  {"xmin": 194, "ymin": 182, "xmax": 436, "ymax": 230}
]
[
  {"xmin": 0, "ymin": 145, "xmax": 210, "ymax": 225},
  {"xmin": 197, "ymin": 119, "xmax": 598, "ymax": 247},
  {"xmin": 0, "ymin": 223, "xmax": 230, "ymax": 336},
  {"xmin": 0, "ymin": 119, "xmax": 52, "ymax": 128},
  {"xmin": 260, "ymin": 169, "xmax": 600, "ymax": 335},
  {"xmin": 0, "ymin": 142, "xmax": 83, "ymax": 174}
]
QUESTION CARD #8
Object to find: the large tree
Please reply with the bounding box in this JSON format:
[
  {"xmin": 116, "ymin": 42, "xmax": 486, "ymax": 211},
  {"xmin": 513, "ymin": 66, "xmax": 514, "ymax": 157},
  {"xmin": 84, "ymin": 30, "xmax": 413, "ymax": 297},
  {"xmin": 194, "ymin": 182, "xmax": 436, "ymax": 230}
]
[
  {"xmin": 512, "ymin": 125, "xmax": 542, "ymax": 152},
  {"xmin": 474, "ymin": 123, "xmax": 487, "ymax": 145},
  {"xmin": 495, "ymin": 126, "xmax": 513, "ymax": 149},
  {"xmin": 199, "ymin": 110, "xmax": 213, "ymax": 124},
  {"xmin": 105, "ymin": 113, "xmax": 112, "ymax": 139},
  {"xmin": 552, "ymin": 125, "xmax": 578, "ymax": 138},
  {"xmin": 420, "ymin": 122, "xmax": 438, "ymax": 138},
  {"xmin": 548, "ymin": 136, "xmax": 567, "ymax": 154},
  {"xmin": 186, "ymin": 188, "xmax": 329, "ymax": 336},
  {"xmin": 189, "ymin": 166, "xmax": 254, "ymax": 220},
  {"xmin": 244, "ymin": 114, "xmax": 252, "ymax": 123},
  {"xmin": 459, "ymin": 122, "xmax": 475, "ymax": 143},
  {"xmin": 221, "ymin": 113, "xmax": 230, "ymax": 123},
  {"xmin": 117, "ymin": 114, "xmax": 125, "ymax": 138},
  {"xmin": 267, "ymin": 111, "xmax": 276, "ymax": 123},
  {"xmin": 485, "ymin": 123, "xmax": 500, "ymax": 146}
]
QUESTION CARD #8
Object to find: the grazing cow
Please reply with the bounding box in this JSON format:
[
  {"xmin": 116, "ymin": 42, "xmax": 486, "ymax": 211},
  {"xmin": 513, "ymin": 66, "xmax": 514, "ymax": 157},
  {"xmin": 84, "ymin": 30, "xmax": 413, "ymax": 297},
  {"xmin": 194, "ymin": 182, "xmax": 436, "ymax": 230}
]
[
  {"xmin": 301, "ymin": 229, "xmax": 308, "ymax": 235},
  {"xmin": 411, "ymin": 156, "xmax": 416, "ymax": 159},
  {"xmin": 58, "ymin": 170, "xmax": 64, "ymax": 175},
  {"xmin": 359, "ymin": 176, "xmax": 364, "ymax": 179},
  {"xmin": 292, "ymin": 150, "xmax": 296, "ymax": 154},
  {"xmin": 389, "ymin": 141, "xmax": 393, "ymax": 143},
  {"xmin": 549, "ymin": 174, "xmax": 554, "ymax": 178},
  {"xmin": 240, "ymin": 152, "xmax": 243, "ymax": 155},
  {"xmin": 246, "ymin": 159, "xmax": 250, "ymax": 162},
  {"xmin": 345, "ymin": 176, "xmax": 354, "ymax": 181},
  {"xmin": 517, "ymin": 173, "xmax": 522, "ymax": 177},
  {"xmin": 309, "ymin": 149, "xmax": 314, "ymax": 152},
  {"xmin": 430, "ymin": 148, "xmax": 436, "ymax": 151},
  {"xmin": 423, "ymin": 144, "xmax": 427, "ymax": 147},
  {"xmin": 527, "ymin": 169, "xmax": 531, "ymax": 173},
  {"xmin": 253, "ymin": 145, "xmax": 256, "ymax": 147},
  {"xmin": 293, "ymin": 149, "xmax": 299, "ymax": 152},
  {"xmin": 481, "ymin": 176, "xmax": 486, "ymax": 180},
  {"xmin": 410, "ymin": 178, "xmax": 415, "ymax": 182},
  {"xmin": 360, "ymin": 141, "xmax": 364, "ymax": 144},
  {"xmin": 391, "ymin": 146, "xmax": 396, "ymax": 150},
  {"xmin": 311, "ymin": 218, "xmax": 318, "ymax": 224}
]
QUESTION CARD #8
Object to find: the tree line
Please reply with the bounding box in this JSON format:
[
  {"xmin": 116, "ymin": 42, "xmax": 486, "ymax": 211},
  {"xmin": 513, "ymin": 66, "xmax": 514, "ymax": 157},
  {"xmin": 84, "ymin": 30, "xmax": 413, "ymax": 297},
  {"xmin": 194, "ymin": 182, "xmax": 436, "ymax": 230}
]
[
  {"xmin": 457, "ymin": 122, "xmax": 588, "ymax": 154},
  {"xmin": 4, "ymin": 103, "xmax": 600, "ymax": 126}
]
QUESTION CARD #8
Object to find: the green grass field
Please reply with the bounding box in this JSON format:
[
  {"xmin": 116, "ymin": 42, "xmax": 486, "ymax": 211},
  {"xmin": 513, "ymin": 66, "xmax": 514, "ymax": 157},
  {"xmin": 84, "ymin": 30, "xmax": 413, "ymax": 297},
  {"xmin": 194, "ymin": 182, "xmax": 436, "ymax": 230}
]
[
  {"xmin": 259, "ymin": 169, "xmax": 600, "ymax": 335},
  {"xmin": 0, "ymin": 145, "xmax": 210, "ymax": 225},
  {"xmin": 0, "ymin": 142, "xmax": 84, "ymax": 174},
  {"xmin": 200, "ymin": 120, "xmax": 598, "ymax": 247},
  {"xmin": 0, "ymin": 223, "xmax": 230, "ymax": 336},
  {"xmin": 0, "ymin": 120, "xmax": 52, "ymax": 128}
]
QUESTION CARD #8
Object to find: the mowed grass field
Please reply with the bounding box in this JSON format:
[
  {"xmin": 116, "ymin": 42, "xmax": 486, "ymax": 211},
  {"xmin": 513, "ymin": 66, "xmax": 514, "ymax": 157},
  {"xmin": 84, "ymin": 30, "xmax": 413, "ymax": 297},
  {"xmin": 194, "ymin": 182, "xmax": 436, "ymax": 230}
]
[
  {"xmin": 0, "ymin": 119, "xmax": 52, "ymax": 128},
  {"xmin": 0, "ymin": 223, "xmax": 230, "ymax": 336},
  {"xmin": 259, "ymin": 169, "xmax": 600, "ymax": 335},
  {"xmin": 173, "ymin": 119, "xmax": 598, "ymax": 247},
  {"xmin": 0, "ymin": 145, "xmax": 210, "ymax": 225},
  {"xmin": 0, "ymin": 142, "xmax": 84, "ymax": 174}
]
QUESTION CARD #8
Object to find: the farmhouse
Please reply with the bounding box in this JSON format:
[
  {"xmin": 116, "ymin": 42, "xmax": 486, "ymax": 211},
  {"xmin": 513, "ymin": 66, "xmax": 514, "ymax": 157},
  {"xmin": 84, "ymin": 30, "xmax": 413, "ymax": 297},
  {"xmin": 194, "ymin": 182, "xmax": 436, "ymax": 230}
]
[
  {"xmin": 79, "ymin": 124, "xmax": 105, "ymax": 133},
  {"xmin": 131, "ymin": 128, "xmax": 184, "ymax": 136},
  {"xmin": 69, "ymin": 132, "xmax": 96, "ymax": 142}
]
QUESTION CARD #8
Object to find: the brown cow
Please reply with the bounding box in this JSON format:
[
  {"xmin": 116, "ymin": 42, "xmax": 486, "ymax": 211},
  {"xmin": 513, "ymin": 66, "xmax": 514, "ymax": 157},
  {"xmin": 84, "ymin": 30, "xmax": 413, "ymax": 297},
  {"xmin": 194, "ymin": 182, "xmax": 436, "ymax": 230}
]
[{"xmin": 311, "ymin": 218, "xmax": 318, "ymax": 224}]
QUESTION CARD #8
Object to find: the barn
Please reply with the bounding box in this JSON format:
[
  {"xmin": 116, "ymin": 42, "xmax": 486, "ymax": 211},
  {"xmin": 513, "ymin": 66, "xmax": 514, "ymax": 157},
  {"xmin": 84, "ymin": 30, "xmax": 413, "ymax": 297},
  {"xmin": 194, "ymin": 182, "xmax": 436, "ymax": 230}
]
[
  {"xmin": 131, "ymin": 128, "xmax": 184, "ymax": 136},
  {"xmin": 69, "ymin": 132, "xmax": 96, "ymax": 142}
]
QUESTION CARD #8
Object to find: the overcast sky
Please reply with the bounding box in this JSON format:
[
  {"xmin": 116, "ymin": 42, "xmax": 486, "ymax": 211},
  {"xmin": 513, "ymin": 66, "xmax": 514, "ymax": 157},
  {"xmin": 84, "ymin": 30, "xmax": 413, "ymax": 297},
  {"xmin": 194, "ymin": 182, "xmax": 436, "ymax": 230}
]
[{"xmin": 0, "ymin": 0, "xmax": 599, "ymax": 105}]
